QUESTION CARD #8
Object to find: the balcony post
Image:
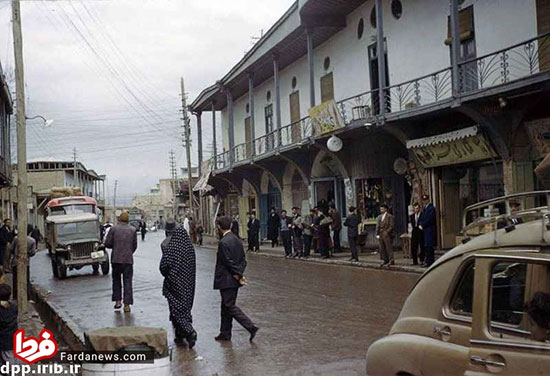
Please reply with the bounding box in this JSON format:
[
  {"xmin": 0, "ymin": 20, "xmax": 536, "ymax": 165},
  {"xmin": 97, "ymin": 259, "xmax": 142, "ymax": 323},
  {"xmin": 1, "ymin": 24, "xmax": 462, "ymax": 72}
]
[
  {"xmin": 195, "ymin": 111, "xmax": 203, "ymax": 175},
  {"xmin": 375, "ymin": 0, "xmax": 386, "ymax": 120},
  {"xmin": 248, "ymin": 72, "xmax": 256, "ymax": 157},
  {"xmin": 211, "ymin": 101, "xmax": 217, "ymax": 168},
  {"xmin": 225, "ymin": 89, "xmax": 235, "ymax": 167},
  {"xmin": 450, "ymin": 0, "xmax": 461, "ymax": 95},
  {"xmin": 306, "ymin": 28, "xmax": 315, "ymax": 108},
  {"xmin": 273, "ymin": 54, "xmax": 282, "ymax": 149}
]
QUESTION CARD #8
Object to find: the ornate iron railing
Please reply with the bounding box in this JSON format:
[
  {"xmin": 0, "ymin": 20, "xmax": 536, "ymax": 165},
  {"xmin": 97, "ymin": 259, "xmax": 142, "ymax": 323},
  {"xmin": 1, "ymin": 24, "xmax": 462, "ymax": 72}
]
[
  {"xmin": 459, "ymin": 32, "xmax": 550, "ymax": 93},
  {"xmin": 279, "ymin": 117, "xmax": 313, "ymax": 147},
  {"xmin": 215, "ymin": 150, "xmax": 230, "ymax": 170},
  {"xmin": 384, "ymin": 67, "xmax": 452, "ymax": 113},
  {"xmin": 337, "ymin": 91, "xmax": 376, "ymax": 124}
]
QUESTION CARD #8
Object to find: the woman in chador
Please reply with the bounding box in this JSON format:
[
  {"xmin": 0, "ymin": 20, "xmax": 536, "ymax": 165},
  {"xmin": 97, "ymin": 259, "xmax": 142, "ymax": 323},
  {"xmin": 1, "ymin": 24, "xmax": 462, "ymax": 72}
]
[
  {"xmin": 267, "ymin": 207, "xmax": 280, "ymax": 247},
  {"xmin": 160, "ymin": 220, "xmax": 197, "ymax": 348}
]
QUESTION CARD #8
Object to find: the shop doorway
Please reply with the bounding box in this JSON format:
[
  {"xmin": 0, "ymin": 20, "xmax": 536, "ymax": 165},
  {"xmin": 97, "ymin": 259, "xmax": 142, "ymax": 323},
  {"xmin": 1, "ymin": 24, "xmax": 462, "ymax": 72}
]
[
  {"xmin": 259, "ymin": 179, "xmax": 281, "ymax": 240},
  {"xmin": 439, "ymin": 170, "xmax": 461, "ymax": 249},
  {"xmin": 313, "ymin": 178, "xmax": 346, "ymax": 216}
]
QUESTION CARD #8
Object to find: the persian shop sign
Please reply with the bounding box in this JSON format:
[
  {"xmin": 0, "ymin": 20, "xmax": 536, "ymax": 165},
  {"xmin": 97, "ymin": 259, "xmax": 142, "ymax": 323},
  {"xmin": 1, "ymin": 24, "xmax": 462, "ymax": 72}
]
[
  {"xmin": 407, "ymin": 126, "xmax": 497, "ymax": 168},
  {"xmin": 308, "ymin": 100, "xmax": 345, "ymax": 135}
]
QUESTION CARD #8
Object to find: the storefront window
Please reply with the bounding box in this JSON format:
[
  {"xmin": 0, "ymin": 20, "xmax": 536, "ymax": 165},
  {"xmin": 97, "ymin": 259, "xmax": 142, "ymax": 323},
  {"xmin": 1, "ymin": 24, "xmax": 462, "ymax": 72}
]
[
  {"xmin": 459, "ymin": 162, "xmax": 505, "ymax": 222},
  {"xmin": 356, "ymin": 178, "xmax": 393, "ymax": 220}
]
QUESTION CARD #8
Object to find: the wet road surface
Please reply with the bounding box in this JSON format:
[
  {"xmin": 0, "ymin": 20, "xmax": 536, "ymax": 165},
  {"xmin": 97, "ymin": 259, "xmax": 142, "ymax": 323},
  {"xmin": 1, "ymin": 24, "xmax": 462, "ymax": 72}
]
[{"xmin": 31, "ymin": 232, "xmax": 419, "ymax": 375}]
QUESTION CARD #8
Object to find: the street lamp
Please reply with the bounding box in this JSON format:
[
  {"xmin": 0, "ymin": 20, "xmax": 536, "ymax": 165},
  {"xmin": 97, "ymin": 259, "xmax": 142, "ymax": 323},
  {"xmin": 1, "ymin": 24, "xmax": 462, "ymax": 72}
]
[{"xmin": 26, "ymin": 115, "xmax": 54, "ymax": 127}]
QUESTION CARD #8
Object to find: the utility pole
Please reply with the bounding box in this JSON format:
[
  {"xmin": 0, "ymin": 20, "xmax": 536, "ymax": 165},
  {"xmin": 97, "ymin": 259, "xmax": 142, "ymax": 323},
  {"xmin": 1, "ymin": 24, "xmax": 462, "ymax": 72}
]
[
  {"xmin": 169, "ymin": 150, "xmax": 177, "ymax": 219},
  {"xmin": 12, "ymin": 0, "xmax": 29, "ymax": 316},
  {"xmin": 113, "ymin": 180, "xmax": 118, "ymax": 224},
  {"xmin": 73, "ymin": 147, "xmax": 78, "ymax": 191},
  {"xmin": 181, "ymin": 77, "xmax": 194, "ymax": 218}
]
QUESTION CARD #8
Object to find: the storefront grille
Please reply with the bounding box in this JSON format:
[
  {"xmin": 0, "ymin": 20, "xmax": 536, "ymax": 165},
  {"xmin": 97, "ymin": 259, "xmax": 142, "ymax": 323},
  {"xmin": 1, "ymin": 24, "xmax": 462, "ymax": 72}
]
[{"xmin": 71, "ymin": 242, "xmax": 94, "ymax": 259}]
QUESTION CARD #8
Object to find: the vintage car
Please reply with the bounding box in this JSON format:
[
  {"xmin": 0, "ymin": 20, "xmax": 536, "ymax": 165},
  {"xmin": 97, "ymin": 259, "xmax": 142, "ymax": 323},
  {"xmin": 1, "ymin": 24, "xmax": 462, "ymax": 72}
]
[
  {"xmin": 366, "ymin": 191, "xmax": 550, "ymax": 375},
  {"xmin": 46, "ymin": 212, "xmax": 109, "ymax": 279}
]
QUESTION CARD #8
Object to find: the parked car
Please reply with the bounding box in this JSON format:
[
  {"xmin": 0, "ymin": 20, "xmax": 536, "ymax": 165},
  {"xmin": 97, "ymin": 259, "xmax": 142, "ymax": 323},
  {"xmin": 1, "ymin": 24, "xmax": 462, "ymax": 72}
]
[
  {"xmin": 366, "ymin": 191, "xmax": 550, "ymax": 375},
  {"xmin": 46, "ymin": 212, "xmax": 109, "ymax": 279}
]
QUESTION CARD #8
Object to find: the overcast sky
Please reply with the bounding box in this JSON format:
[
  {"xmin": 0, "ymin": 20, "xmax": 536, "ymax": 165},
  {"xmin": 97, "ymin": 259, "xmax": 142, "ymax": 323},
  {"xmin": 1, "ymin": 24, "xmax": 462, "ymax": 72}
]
[{"xmin": 0, "ymin": 0, "xmax": 294, "ymax": 204}]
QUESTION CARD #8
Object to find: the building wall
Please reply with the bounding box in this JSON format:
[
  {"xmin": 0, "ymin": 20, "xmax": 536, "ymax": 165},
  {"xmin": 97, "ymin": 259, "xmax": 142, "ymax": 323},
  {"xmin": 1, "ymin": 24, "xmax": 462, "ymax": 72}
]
[
  {"xmin": 28, "ymin": 171, "xmax": 65, "ymax": 192},
  {"xmin": 219, "ymin": 0, "xmax": 538, "ymax": 148}
]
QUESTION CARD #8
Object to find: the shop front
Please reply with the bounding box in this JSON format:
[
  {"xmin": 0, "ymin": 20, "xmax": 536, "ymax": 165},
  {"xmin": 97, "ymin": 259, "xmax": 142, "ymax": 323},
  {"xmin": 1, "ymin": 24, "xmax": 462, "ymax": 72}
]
[{"xmin": 407, "ymin": 126, "xmax": 501, "ymax": 249}]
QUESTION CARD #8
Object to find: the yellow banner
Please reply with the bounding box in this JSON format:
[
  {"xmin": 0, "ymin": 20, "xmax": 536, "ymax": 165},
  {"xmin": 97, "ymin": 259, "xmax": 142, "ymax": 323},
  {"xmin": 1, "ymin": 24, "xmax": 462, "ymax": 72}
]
[
  {"xmin": 411, "ymin": 134, "xmax": 496, "ymax": 168},
  {"xmin": 308, "ymin": 100, "xmax": 345, "ymax": 135}
]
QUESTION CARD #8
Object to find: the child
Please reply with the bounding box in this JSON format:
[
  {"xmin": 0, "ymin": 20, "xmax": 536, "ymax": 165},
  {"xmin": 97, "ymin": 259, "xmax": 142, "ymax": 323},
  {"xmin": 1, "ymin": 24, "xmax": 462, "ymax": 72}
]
[{"xmin": 0, "ymin": 284, "xmax": 17, "ymax": 368}]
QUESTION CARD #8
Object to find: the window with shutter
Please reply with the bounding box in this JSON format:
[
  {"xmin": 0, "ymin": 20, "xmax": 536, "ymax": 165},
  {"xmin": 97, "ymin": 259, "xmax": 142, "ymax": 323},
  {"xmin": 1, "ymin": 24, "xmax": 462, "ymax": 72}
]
[
  {"xmin": 537, "ymin": 0, "xmax": 550, "ymax": 71},
  {"xmin": 320, "ymin": 73, "xmax": 334, "ymax": 103},
  {"xmin": 445, "ymin": 5, "xmax": 474, "ymax": 45}
]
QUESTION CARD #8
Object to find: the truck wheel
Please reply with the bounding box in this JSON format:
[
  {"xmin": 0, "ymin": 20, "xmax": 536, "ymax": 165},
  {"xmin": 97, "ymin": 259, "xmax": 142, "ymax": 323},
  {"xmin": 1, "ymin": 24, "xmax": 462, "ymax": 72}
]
[
  {"xmin": 101, "ymin": 253, "xmax": 110, "ymax": 275},
  {"xmin": 51, "ymin": 257, "xmax": 59, "ymax": 278},
  {"xmin": 56, "ymin": 256, "xmax": 67, "ymax": 279}
]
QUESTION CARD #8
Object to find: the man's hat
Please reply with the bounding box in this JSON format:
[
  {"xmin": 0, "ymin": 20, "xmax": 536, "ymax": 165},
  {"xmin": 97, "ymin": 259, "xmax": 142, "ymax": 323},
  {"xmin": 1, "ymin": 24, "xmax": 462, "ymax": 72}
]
[
  {"xmin": 421, "ymin": 194, "xmax": 430, "ymax": 200},
  {"xmin": 292, "ymin": 206, "xmax": 300, "ymax": 210},
  {"xmin": 349, "ymin": 206, "xmax": 356, "ymax": 212},
  {"xmin": 119, "ymin": 212, "xmax": 129, "ymax": 223},
  {"xmin": 165, "ymin": 219, "xmax": 176, "ymax": 231}
]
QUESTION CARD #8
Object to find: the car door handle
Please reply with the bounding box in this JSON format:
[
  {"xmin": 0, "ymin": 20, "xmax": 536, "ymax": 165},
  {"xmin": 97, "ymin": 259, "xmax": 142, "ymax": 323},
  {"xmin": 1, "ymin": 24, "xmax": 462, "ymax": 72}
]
[
  {"xmin": 470, "ymin": 355, "xmax": 506, "ymax": 368},
  {"xmin": 433, "ymin": 327, "xmax": 451, "ymax": 336}
]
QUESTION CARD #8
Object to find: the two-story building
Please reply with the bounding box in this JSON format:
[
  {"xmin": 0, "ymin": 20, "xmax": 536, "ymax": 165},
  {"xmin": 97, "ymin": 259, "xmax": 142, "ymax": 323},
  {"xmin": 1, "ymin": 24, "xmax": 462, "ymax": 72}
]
[
  {"xmin": 0, "ymin": 61, "xmax": 13, "ymax": 220},
  {"xmin": 191, "ymin": 0, "xmax": 550, "ymax": 249}
]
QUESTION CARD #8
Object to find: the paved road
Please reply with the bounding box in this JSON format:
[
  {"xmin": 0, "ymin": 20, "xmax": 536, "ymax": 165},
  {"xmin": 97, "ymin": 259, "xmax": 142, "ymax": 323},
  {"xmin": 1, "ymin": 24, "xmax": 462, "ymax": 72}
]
[{"xmin": 31, "ymin": 232, "xmax": 418, "ymax": 375}]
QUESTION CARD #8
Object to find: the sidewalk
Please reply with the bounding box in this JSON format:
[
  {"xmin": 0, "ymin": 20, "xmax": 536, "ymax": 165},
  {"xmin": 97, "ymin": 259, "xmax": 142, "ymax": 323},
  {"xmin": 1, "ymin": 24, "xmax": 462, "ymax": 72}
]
[{"xmin": 201, "ymin": 235, "xmax": 427, "ymax": 274}]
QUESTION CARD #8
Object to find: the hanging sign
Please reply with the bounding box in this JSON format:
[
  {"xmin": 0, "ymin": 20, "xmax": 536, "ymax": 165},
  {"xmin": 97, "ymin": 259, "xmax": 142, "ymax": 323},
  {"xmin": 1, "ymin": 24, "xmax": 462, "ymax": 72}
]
[{"xmin": 308, "ymin": 100, "xmax": 345, "ymax": 135}]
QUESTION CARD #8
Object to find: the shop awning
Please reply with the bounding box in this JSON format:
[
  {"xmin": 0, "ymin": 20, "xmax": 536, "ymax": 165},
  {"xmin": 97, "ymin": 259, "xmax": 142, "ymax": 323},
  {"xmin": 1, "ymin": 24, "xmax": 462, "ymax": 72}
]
[
  {"xmin": 193, "ymin": 160, "xmax": 214, "ymax": 192},
  {"xmin": 407, "ymin": 126, "xmax": 497, "ymax": 168}
]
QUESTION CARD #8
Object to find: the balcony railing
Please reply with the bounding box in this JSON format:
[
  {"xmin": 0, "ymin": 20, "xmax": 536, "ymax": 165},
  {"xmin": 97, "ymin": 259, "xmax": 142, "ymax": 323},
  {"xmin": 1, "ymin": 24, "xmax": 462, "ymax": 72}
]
[
  {"xmin": 459, "ymin": 32, "xmax": 550, "ymax": 93},
  {"xmin": 209, "ymin": 34, "xmax": 550, "ymax": 172},
  {"xmin": 384, "ymin": 67, "xmax": 452, "ymax": 114}
]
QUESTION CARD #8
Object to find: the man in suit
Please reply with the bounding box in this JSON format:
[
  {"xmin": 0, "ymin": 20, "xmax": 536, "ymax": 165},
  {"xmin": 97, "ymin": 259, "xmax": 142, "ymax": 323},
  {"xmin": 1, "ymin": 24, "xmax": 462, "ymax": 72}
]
[
  {"xmin": 213, "ymin": 216, "xmax": 259, "ymax": 342},
  {"xmin": 247, "ymin": 212, "xmax": 261, "ymax": 253},
  {"xmin": 409, "ymin": 202, "xmax": 424, "ymax": 265},
  {"xmin": 329, "ymin": 206, "xmax": 342, "ymax": 253},
  {"xmin": 418, "ymin": 194, "xmax": 437, "ymax": 267},
  {"xmin": 344, "ymin": 206, "xmax": 361, "ymax": 262},
  {"xmin": 375, "ymin": 204, "xmax": 395, "ymax": 267}
]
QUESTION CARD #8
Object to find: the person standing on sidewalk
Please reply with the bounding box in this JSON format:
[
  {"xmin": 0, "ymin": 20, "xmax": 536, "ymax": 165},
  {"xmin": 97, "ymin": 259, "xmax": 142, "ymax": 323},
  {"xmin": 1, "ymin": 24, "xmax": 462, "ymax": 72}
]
[
  {"xmin": 160, "ymin": 219, "xmax": 197, "ymax": 348},
  {"xmin": 247, "ymin": 212, "xmax": 261, "ymax": 253},
  {"xmin": 418, "ymin": 194, "xmax": 437, "ymax": 267},
  {"xmin": 139, "ymin": 220, "xmax": 147, "ymax": 242},
  {"xmin": 104, "ymin": 212, "xmax": 138, "ymax": 313},
  {"xmin": 317, "ymin": 208, "xmax": 332, "ymax": 259},
  {"xmin": 376, "ymin": 204, "xmax": 395, "ymax": 267},
  {"xmin": 0, "ymin": 219, "xmax": 14, "ymax": 273},
  {"xmin": 231, "ymin": 215, "xmax": 240, "ymax": 238},
  {"xmin": 409, "ymin": 202, "xmax": 424, "ymax": 266},
  {"xmin": 213, "ymin": 216, "xmax": 258, "ymax": 342},
  {"xmin": 330, "ymin": 206, "xmax": 342, "ymax": 253},
  {"xmin": 302, "ymin": 209, "xmax": 316, "ymax": 259},
  {"xmin": 280, "ymin": 210, "xmax": 293, "ymax": 258},
  {"xmin": 291, "ymin": 207, "xmax": 303, "ymax": 258},
  {"xmin": 267, "ymin": 207, "xmax": 280, "ymax": 247},
  {"xmin": 11, "ymin": 229, "xmax": 37, "ymax": 300},
  {"xmin": 344, "ymin": 206, "xmax": 361, "ymax": 262}
]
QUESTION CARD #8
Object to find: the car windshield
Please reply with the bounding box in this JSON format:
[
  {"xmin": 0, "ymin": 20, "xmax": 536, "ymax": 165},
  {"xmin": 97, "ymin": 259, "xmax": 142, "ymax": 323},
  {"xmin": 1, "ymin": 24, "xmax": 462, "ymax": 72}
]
[
  {"xmin": 50, "ymin": 204, "xmax": 95, "ymax": 216},
  {"xmin": 56, "ymin": 221, "xmax": 99, "ymax": 243}
]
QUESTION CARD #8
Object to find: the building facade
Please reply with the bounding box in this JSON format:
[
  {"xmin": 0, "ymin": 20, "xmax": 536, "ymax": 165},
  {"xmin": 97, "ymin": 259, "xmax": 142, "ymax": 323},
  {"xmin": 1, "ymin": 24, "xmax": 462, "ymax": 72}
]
[
  {"xmin": 191, "ymin": 0, "xmax": 550, "ymax": 248},
  {"xmin": 0, "ymin": 61, "xmax": 13, "ymax": 221}
]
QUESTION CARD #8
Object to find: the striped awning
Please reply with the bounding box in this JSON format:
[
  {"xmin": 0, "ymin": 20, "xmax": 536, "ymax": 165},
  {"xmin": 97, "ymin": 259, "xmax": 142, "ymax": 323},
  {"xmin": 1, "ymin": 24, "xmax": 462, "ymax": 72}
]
[{"xmin": 406, "ymin": 126, "xmax": 479, "ymax": 149}]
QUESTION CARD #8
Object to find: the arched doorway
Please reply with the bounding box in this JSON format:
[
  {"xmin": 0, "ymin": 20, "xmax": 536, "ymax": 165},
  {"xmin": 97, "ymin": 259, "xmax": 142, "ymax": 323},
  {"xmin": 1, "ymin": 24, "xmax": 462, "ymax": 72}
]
[{"xmin": 311, "ymin": 150, "xmax": 348, "ymax": 216}]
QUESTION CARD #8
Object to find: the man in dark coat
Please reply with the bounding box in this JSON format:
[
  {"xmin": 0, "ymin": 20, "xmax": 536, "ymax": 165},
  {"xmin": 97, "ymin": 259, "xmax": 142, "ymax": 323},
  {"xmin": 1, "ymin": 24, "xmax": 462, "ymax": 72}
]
[
  {"xmin": 104, "ymin": 212, "xmax": 138, "ymax": 312},
  {"xmin": 247, "ymin": 212, "xmax": 260, "ymax": 252},
  {"xmin": 213, "ymin": 216, "xmax": 258, "ymax": 342},
  {"xmin": 139, "ymin": 220, "xmax": 147, "ymax": 241},
  {"xmin": 344, "ymin": 206, "xmax": 361, "ymax": 262},
  {"xmin": 317, "ymin": 208, "xmax": 332, "ymax": 259},
  {"xmin": 160, "ymin": 219, "xmax": 197, "ymax": 348},
  {"xmin": 330, "ymin": 206, "xmax": 342, "ymax": 253},
  {"xmin": 267, "ymin": 207, "xmax": 280, "ymax": 247},
  {"xmin": 418, "ymin": 194, "xmax": 437, "ymax": 267},
  {"xmin": 409, "ymin": 202, "xmax": 424, "ymax": 265},
  {"xmin": 0, "ymin": 284, "xmax": 17, "ymax": 367},
  {"xmin": 231, "ymin": 215, "xmax": 240, "ymax": 238},
  {"xmin": 0, "ymin": 219, "xmax": 14, "ymax": 273}
]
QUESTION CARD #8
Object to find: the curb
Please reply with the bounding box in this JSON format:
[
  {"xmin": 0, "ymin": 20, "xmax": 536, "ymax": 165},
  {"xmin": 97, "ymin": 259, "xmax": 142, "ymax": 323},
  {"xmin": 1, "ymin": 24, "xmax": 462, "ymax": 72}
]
[
  {"xmin": 31, "ymin": 283, "xmax": 86, "ymax": 350},
  {"xmin": 199, "ymin": 243, "xmax": 424, "ymax": 274}
]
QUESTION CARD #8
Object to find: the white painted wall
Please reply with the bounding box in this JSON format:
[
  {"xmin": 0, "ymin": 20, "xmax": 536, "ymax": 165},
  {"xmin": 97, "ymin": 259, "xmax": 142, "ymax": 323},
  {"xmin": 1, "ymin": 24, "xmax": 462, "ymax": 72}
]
[{"xmin": 218, "ymin": 0, "xmax": 538, "ymax": 148}]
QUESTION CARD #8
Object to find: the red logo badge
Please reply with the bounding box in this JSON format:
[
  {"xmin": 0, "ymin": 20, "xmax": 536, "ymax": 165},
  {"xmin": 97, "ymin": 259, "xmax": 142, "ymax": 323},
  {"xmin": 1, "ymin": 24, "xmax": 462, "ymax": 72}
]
[{"xmin": 13, "ymin": 329, "xmax": 58, "ymax": 364}]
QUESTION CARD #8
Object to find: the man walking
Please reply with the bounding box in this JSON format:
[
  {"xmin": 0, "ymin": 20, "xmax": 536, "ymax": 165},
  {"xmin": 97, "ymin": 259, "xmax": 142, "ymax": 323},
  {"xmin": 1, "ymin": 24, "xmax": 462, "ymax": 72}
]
[
  {"xmin": 0, "ymin": 220, "xmax": 14, "ymax": 273},
  {"xmin": 279, "ymin": 210, "xmax": 293, "ymax": 258},
  {"xmin": 104, "ymin": 212, "xmax": 138, "ymax": 313},
  {"xmin": 291, "ymin": 207, "xmax": 303, "ymax": 258},
  {"xmin": 344, "ymin": 206, "xmax": 361, "ymax": 262},
  {"xmin": 247, "ymin": 212, "xmax": 261, "ymax": 252},
  {"xmin": 418, "ymin": 194, "xmax": 437, "ymax": 267},
  {"xmin": 375, "ymin": 204, "xmax": 394, "ymax": 267},
  {"xmin": 213, "ymin": 216, "xmax": 258, "ymax": 342},
  {"xmin": 302, "ymin": 209, "xmax": 316, "ymax": 258},
  {"xmin": 139, "ymin": 220, "xmax": 147, "ymax": 242},
  {"xmin": 329, "ymin": 206, "xmax": 342, "ymax": 253},
  {"xmin": 409, "ymin": 202, "xmax": 424, "ymax": 265}
]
